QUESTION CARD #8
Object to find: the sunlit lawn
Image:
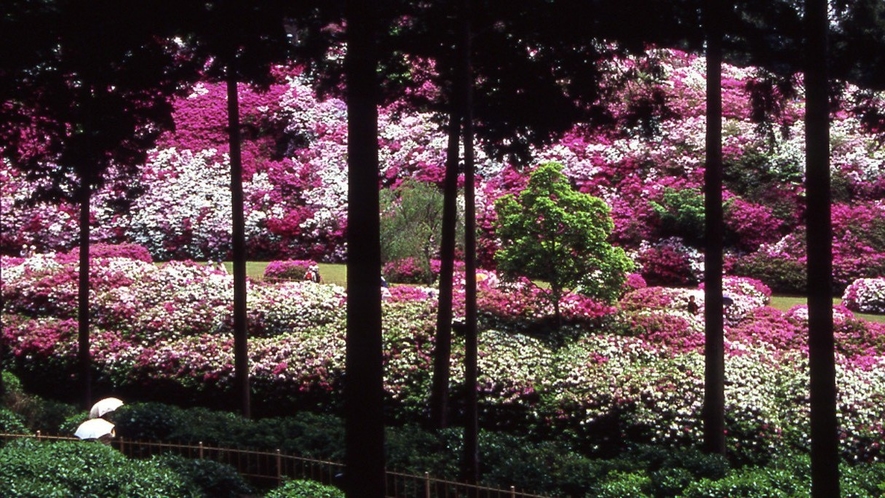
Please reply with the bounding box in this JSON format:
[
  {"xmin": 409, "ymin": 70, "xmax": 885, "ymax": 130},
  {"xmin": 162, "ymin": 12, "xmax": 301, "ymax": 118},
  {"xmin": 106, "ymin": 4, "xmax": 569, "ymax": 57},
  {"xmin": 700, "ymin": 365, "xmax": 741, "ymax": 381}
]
[{"xmin": 232, "ymin": 261, "xmax": 884, "ymax": 323}]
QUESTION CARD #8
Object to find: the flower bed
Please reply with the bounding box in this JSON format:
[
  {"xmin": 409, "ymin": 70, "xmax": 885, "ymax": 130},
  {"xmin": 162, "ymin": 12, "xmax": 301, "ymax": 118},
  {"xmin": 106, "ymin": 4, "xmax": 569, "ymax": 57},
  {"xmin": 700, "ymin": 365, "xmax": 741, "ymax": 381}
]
[{"xmin": 2, "ymin": 253, "xmax": 885, "ymax": 464}]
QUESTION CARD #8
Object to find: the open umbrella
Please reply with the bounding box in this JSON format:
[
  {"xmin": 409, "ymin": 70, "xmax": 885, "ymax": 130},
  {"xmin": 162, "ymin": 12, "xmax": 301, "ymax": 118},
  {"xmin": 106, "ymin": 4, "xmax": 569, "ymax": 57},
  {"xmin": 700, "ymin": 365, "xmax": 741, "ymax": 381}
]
[
  {"xmin": 89, "ymin": 397, "xmax": 124, "ymax": 419},
  {"xmin": 74, "ymin": 418, "xmax": 115, "ymax": 440}
]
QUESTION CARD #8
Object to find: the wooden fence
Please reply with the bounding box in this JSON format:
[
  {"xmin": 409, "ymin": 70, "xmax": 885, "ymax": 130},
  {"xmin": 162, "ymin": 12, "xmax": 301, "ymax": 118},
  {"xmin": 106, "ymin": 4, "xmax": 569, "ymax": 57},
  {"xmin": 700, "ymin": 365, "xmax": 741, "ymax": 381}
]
[{"xmin": 0, "ymin": 433, "xmax": 549, "ymax": 498}]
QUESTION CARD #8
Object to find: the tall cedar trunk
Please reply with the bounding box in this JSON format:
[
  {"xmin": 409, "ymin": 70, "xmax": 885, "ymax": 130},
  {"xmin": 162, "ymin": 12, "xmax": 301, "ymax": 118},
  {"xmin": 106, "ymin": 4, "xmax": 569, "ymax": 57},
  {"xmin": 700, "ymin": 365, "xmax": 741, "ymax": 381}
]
[
  {"xmin": 429, "ymin": 112, "xmax": 461, "ymax": 429},
  {"xmin": 805, "ymin": 0, "xmax": 839, "ymax": 494},
  {"xmin": 77, "ymin": 179, "xmax": 92, "ymax": 409},
  {"xmin": 429, "ymin": 12, "xmax": 467, "ymax": 430},
  {"xmin": 702, "ymin": 0, "xmax": 726, "ymax": 455},
  {"xmin": 461, "ymin": 0, "xmax": 479, "ymax": 487},
  {"xmin": 344, "ymin": 0, "xmax": 385, "ymax": 495},
  {"xmin": 228, "ymin": 72, "xmax": 251, "ymax": 418}
]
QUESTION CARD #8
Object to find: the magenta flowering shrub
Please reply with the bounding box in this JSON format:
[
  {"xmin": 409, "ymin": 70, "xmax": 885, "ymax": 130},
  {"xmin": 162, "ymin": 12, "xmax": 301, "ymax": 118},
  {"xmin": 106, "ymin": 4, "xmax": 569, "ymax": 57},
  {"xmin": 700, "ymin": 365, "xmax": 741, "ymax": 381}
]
[
  {"xmin": 842, "ymin": 277, "xmax": 885, "ymax": 314},
  {"xmin": 724, "ymin": 196, "xmax": 783, "ymax": 252},
  {"xmin": 58, "ymin": 243, "xmax": 153, "ymax": 263},
  {"xmin": 726, "ymin": 307, "xmax": 807, "ymax": 353},
  {"xmin": 623, "ymin": 273, "xmax": 647, "ymax": 292},
  {"xmin": 263, "ymin": 260, "xmax": 317, "ymax": 281},
  {"xmin": 1, "ymin": 255, "xmax": 79, "ymax": 318},
  {"xmin": 635, "ymin": 237, "xmax": 702, "ymax": 286},
  {"xmin": 383, "ymin": 257, "xmax": 432, "ymax": 285}
]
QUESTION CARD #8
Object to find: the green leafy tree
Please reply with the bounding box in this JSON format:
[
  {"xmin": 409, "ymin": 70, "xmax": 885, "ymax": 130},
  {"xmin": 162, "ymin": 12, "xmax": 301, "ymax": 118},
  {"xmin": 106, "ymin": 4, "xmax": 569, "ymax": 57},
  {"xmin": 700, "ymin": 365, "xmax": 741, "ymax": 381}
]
[
  {"xmin": 380, "ymin": 179, "xmax": 463, "ymax": 284},
  {"xmin": 494, "ymin": 162, "xmax": 633, "ymax": 324},
  {"xmin": 650, "ymin": 187, "xmax": 706, "ymax": 247}
]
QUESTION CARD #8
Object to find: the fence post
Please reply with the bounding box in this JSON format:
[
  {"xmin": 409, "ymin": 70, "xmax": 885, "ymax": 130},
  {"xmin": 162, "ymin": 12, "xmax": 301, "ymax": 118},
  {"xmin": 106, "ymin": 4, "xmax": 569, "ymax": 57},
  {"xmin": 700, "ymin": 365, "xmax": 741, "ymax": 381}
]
[
  {"xmin": 199, "ymin": 441, "xmax": 204, "ymax": 459},
  {"xmin": 118, "ymin": 436, "xmax": 124, "ymax": 456},
  {"xmin": 425, "ymin": 472, "xmax": 431, "ymax": 498},
  {"xmin": 511, "ymin": 485, "xmax": 516, "ymax": 498},
  {"xmin": 276, "ymin": 449, "xmax": 282, "ymax": 486}
]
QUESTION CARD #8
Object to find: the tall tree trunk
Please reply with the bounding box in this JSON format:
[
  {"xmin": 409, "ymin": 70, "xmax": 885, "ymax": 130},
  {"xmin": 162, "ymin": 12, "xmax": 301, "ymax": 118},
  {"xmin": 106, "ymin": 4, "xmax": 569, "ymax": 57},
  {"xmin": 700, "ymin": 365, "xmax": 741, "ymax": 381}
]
[
  {"xmin": 227, "ymin": 71, "xmax": 251, "ymax": 419},
  {"xmin": 702, "ymin": 0, "xmax": 726, "ymax": 456},
  {"xmin": 460, "ymin": 0, "xmax": 479, "ymax": 487},
  {"xmin": 344, "ymin": 0, "xmax": 385, "ymax": 495},
  {"xmin": 429, "ymin": 7, "xmax": 467, "ymax": 430},
  {"xmin": 805, "ymin": 0, "xmax": 839, "ymax": 494},
  {"xmin": 77, "ymin": 179, "xmax": 92, "ymax": 409}
]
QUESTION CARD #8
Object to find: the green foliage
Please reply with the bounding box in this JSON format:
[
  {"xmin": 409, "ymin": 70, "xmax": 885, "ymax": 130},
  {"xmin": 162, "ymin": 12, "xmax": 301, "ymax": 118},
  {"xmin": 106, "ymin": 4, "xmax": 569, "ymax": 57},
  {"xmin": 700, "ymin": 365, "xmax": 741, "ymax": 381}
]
[
  {"xmin": 596, "ymin": 470, "xmax": 653, "ymax": 497},
  {"xmin": 113, "ymin": 403, "xmax": 346, "ymax": 460},
  {"xmin": 153, "ymin": 454, "xmax": 253, "ymax": 498},
  {"xmin": 650, "ymin": 187, "xmax": 706, "ymax": 246},
  {"xmin": 0, "ymin": 409, "xmax": 28, "ymax": 434},
  {"xmin": 494, "ymin": 162, "xmax": 633, "ymax": 316},
  {"xmin": 1, "ymin": 371, "xmax": 79, "ymax": 434},
  {"xmin": 0, "ymin": 438, "xmax": 194, "ymax": 497},
  {"xmin": 733, "ymin": 252, "xmax": 807, "ymax": 294},
  {"xmin": 265, "ymin": 479, "xmax": 344, "ymax": 498},
  {"xmin": 379, "ymin": 179, "xmax": 461, "ymax": 284}
]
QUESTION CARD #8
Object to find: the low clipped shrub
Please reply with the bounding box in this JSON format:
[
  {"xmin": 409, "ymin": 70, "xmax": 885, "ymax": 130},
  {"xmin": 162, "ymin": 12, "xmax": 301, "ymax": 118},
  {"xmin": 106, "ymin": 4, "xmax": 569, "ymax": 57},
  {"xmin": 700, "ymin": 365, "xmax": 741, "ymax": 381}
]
[
  {"xmin": 733, "ymin": 251, "xmax": 807, "ymax": 294},
  {"xmin": 154, "ymin": 454, "xmax": 253, "ymax": 498},
  {"xmin": 265, "ymin": 479, "xmax": 344, "ymax": 498},
  {"xmin": 263, "ymin": 260, "xmax": 317, "ymax": 281},
  {"xmin": 0, "ymin": 409, "xmax": 28, "ymax": 434},
  {"xmin": 59, "ymin": 243, "xmax": 154, "ymax": 263},
  {"xmin": 0, "ymin": 438, "xmax": 192, "ymax": 497},
  {"xmin": 1, "ymin": 371, "xmax": 79, "ymax": 434},
  {"xmin": 113, "ymin": 402, "xmax": 346, "ymax": 460}
]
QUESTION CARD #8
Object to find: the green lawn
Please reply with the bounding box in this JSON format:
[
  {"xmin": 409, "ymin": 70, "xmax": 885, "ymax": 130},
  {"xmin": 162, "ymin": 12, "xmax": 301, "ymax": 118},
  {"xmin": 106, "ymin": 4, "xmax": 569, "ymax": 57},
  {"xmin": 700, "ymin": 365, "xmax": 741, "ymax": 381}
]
[
  {"xmin": 227, "ymin": 261, "xmax": 348, "ymax": 287},
  {"xmin": 769, "ymin": 294, "xmax": 884, "ymax": 324}
]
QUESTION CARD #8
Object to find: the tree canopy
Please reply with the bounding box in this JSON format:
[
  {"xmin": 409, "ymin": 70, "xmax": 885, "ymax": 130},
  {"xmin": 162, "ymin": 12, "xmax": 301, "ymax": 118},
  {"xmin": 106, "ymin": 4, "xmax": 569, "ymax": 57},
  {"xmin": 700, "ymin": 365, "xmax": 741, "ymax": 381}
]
[{"xmin": 494, "ymin": 162, "xmax": 633, "ymax": 323}]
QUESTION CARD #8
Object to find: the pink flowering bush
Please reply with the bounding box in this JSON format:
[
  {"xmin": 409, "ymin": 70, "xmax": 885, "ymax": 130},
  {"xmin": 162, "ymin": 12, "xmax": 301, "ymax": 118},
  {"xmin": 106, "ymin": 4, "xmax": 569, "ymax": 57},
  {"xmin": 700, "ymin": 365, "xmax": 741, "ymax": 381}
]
[
  {"xmin": 635, "ymin": 237, "xmax": 703, "ymax": 286},
  {"xmin": 842, "ymin": 277, "xmax": 885, "ymax": 314},
  {"xmin": 383, "ymin": 257, "xmax": 432, "ymax": 285},
  {"xmin": 263, "ymin": 260, "xmax": 318, "ymax": 282}
]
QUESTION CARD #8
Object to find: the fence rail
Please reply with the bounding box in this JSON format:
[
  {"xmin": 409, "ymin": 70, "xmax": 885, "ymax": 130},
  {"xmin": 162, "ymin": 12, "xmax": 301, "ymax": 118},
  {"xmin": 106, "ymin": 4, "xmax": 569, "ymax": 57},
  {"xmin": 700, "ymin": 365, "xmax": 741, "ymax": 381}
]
[{"xmin": 0, "ymin": 433, "xmax": 548, "ymax": 498}]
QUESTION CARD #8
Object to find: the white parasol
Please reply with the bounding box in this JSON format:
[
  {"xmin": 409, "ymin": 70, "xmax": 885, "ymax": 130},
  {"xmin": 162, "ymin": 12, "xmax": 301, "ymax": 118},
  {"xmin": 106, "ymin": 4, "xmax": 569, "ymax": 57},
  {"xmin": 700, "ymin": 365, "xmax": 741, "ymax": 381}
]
[
  {"xmin": 74, "ymin": 418, "xmax": 116, "ymax": 440},
  {"xmin": 89, "ymin": 397, "xmax": 124, "ymax": 419}
]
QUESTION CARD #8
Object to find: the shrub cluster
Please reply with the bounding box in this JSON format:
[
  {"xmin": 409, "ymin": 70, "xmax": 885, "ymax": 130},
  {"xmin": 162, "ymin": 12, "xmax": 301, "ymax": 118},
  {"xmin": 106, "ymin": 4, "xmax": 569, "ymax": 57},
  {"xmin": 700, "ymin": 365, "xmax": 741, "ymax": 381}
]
[{"xmin": 3, "ymin": 254, "xmax": 885, "ymax": 468}]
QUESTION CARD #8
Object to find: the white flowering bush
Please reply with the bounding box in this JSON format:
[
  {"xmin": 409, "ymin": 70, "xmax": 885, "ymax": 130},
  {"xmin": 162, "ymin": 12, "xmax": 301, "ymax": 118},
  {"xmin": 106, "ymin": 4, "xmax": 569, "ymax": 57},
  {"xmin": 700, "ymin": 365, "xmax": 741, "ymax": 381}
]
[{"xmin": 842, "ymin": 277, "xmax": 885, "ymax": 314}]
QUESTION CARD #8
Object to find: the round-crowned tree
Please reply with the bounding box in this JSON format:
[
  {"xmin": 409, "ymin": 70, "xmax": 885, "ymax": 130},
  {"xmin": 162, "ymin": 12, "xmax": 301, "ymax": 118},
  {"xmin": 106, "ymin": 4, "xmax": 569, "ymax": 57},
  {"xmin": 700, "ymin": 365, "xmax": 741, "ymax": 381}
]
[{"xmin": 494, "ymin": 162, "xmax": 634, "ymax": 324}]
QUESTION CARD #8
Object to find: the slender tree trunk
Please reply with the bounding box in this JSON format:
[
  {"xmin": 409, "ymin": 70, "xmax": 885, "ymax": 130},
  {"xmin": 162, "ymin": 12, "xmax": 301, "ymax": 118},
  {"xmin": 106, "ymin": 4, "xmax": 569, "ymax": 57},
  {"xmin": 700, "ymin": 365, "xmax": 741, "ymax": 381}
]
[
  {"xmin": 460, "ymin": 0, "xmax": 479, "ymax": 487},
  {"xmin": 429, "ymin": 11, "xmax": 466, "ymax": 430},
  {"xmin": 805, "ymin": 0, "xmax": 839, "ymax": 494},
  {"xmin": 344, "ymin": 0, "xmax": 385, "ymax": 495},
  {"xmin": 227, "ymin": 72, "xmax": 251, "ymax": 419},
  {"xmin": 702, "ymin": 0, "xmax": 726, "ymax": 456},
  {"xmin": 77, "ymin": 179, "xmax": 92, "ymax": 409}
]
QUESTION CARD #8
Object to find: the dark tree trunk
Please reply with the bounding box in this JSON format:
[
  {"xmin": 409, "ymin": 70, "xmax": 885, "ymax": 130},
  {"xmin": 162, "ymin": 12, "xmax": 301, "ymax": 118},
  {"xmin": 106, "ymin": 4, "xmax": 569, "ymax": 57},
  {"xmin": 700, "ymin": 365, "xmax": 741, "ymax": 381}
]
[
  {"xmin": 344, "ymin": 1, "xmax": 385, "ymax": 496},
  {"xmin": 429, "ymin": 5, "xmax": 467, "ymax": 430},
  {"xmin": 702, "ymin": 0, "xmax": 726, "ymax": 456},
  {"xmin": 227, "ymin": 72, "xmax": 251, "ymax": 419},
  {"xmin": 460, "ymin": 0, "xmax": 479, "ymax": 487},
  {"xmin": 77, "ymin": 179, "xmax": 92, "ymax": 409},
  {"xmin": 805, "ymin": 0, "xmax": 839, "ymax": 494}
]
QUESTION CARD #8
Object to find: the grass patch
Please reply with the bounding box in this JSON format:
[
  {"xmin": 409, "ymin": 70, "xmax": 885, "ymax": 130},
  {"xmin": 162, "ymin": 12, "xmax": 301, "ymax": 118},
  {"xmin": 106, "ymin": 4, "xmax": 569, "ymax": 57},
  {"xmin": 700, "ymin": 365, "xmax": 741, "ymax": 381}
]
[
  {"xmin": 217, "ymin": 261, "xmax": 348, "ymax": 287},
  {"xmin": 770, "ymin": 295, "xmax": 884, "ymax": 324}
]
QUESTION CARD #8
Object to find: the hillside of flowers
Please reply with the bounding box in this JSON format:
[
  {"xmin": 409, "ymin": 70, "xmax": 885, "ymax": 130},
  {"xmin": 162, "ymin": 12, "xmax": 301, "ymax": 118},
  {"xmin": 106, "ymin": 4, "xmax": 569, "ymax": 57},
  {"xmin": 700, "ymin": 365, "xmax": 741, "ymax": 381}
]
[
  {"xmin": 2, "ymin": 249, "xmax": 885, "ymax": 465},
  {"xmin": 2, "ymin": 49, "xmax": 884, "ymax": 294}
]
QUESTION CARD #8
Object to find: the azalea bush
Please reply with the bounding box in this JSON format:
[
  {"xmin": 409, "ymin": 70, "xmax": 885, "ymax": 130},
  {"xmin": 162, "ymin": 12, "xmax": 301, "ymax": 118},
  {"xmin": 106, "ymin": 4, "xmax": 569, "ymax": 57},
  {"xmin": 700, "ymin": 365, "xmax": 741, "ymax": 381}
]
[
  {"xmin": 842, "ymin": 277, "xmax": 885, "ymax": 314},
  {"xmin": 263, "ymin": 260, "xmax": 318, "ymax": 282}
]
